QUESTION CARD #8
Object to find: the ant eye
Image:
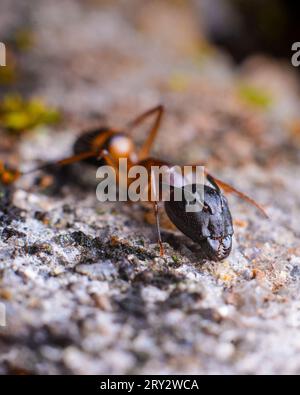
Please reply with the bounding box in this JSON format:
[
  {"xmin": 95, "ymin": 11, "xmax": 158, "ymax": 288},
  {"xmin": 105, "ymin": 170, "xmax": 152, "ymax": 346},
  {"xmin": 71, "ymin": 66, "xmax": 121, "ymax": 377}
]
[{"xmin": 203, "ymin": 203, "xmax": 212, "ymax": 214}]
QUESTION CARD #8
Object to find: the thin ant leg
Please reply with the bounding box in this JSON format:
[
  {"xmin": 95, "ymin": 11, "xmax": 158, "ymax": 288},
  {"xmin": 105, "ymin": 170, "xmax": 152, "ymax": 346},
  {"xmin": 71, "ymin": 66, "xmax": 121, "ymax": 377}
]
[
  {"xmin": 205, "ymin": 171, "xmax": 269, "ymax": 218},
  {"xmin": 206, "ymin": 173, "xmax": 221, "ymax": 194},
  {"xmin": 96, "ymin": 149, "xmax": 120, "ymax": 178},
  {"xmin": 125, "ymin": 105, "xmax": 164, "ymax": 161},
  {"xmin": 23, "ymin": 127, "xmax": 120, "ymax": 176},
  {"xmin": 176, "ymin": 163, "xmax": 268, "ymax": 218},
  {"xmin": 23, "ymin": 151, "xmax": 97, "ymax": 175},
  {"xmin": 148, "ymin": 167, "xmax": 164, "ymax": 256},
  {"xmin": 154, "ymin": 201, "xmax": 164, "ymax": 257},
  {"xmin": 22, "ymin": 149, "xmax": 119, "ymax": 183},
  {"xmin": 56, "ymin": 151, "xmax": 97, "ymax": 166}
]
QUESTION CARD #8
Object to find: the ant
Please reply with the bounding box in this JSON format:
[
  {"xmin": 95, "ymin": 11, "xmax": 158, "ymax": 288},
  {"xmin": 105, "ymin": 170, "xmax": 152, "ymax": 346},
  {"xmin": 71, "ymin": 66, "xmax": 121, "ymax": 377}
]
[{"xmin": 0, "ymin": 105, "xmax": 268, "ymax": 261}]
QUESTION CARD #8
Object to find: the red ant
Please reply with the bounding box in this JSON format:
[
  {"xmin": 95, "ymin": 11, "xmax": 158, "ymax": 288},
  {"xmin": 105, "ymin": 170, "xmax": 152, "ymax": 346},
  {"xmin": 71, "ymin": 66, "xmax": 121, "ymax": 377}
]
[{"xmin": 0, "ymin": 105, "xmax": 267, "ymax": 261}]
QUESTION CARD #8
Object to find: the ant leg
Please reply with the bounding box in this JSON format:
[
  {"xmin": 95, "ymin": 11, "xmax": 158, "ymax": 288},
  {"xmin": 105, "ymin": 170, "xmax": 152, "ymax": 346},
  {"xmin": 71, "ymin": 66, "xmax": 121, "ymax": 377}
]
[
  {"xmin": 23, "ymin": 140, "xmax": 120, "ymax": 177},
  {"xmin": 125, "ymin": 105, "xmax": 164, "ymax": 161},
  {"xmin": 154, "ymin": 201, "xmax": 164, "ymax": 257},
  {"xmin": 206, "ymin": 173, "xmax": 221, "ymax": 194},
  {"xmin": 176, "ymin": 164, "xmax": 268, "ymax": 218},
  {"xmin": 96, "ymin": 149, "xmax": 121, "ymax": 180},
  {"xmin": 148, "ymin": 167, "xmax": 164, "ymax": 256},
  {"xmin": 97, "ymin": 149, "xmax": 117, "ymax": 168},
  {"xmin": 205, "ymin": 171, "xmax": 269, "ymax": 218},
  {"xmin": 57, "ymin": 151, "xmax": 96, "ymax": 166},
  {"xmin": 23, "ymin": 150, "xmax": 98, "ymax": 175},
  {"xmin": 23, "ymin": 127, "xmax": 120, "ymax": 176}
]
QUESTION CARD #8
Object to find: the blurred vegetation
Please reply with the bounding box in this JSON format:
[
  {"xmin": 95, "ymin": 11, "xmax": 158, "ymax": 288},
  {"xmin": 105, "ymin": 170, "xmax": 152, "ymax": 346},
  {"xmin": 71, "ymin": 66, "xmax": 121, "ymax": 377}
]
[
  {"xmin": 0, "ymin": 94, "xmax": 60, "ymax": 133},
  {"xmin": 237, "ymin": 83, "xmax": 272, "ymax": 109}
]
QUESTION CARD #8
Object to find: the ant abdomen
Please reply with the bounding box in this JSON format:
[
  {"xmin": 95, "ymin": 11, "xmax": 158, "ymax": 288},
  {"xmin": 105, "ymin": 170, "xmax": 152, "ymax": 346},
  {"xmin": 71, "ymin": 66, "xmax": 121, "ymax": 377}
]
[{"xmin": 73, "ymin": 128, "xmax": 111, "ymax": 167}]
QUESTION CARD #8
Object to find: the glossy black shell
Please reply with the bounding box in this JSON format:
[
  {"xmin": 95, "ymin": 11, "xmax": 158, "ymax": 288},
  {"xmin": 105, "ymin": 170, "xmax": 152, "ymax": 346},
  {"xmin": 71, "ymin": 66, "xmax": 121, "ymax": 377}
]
[{"xmin": 164, "ymin": 184, "xmax": 234, "ymax": 261}]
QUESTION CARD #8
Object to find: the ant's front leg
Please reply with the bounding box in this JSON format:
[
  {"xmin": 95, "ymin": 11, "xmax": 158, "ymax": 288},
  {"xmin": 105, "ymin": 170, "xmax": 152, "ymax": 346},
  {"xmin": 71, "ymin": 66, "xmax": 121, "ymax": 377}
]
[
  {"xmin": 96, "ymin": 149, "xmax": 118, "ymax": 169},
  {"xmin": 148, "ymin": 169, "xmax": 165, "ymax": 257},
  {"xmin": 154, "ymin": 201, "xmax": 164, "ymax": 257}
]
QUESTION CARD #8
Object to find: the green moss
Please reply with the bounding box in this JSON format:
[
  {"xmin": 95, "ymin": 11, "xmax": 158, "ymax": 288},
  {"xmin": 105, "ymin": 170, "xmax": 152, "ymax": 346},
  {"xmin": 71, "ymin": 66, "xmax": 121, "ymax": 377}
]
[
  {"xmin": 172, "ymin": 255, "xmax": 180, "ymax": 264},
  {"xmin": 0, "ymin": 94, "xmax": 61, "ymax": 133},
  {"xmin": 238, "ymin": 84, "xmax": 272, "ymax": 109}
]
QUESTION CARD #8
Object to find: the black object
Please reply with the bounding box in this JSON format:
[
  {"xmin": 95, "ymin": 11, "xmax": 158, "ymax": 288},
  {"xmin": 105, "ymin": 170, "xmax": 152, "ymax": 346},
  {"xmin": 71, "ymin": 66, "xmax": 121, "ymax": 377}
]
[{"xmin": 165, "ymin": 184, "xmax": 233, "ymax": 261}]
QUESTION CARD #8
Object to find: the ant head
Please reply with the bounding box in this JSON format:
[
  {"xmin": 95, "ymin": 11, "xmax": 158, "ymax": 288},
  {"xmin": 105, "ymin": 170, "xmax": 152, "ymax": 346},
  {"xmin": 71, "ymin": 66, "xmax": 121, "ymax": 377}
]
[{"xmin": 164, "ymin": 184, "xmax": 233, "ymax": 261}]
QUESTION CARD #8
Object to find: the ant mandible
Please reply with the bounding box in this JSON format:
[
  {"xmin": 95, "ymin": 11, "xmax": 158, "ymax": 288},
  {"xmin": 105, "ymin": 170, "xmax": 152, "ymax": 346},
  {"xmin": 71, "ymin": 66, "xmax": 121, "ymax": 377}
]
[{"xmin": 0, "ymin": 105, "xmax": 268, "ymax": 261}]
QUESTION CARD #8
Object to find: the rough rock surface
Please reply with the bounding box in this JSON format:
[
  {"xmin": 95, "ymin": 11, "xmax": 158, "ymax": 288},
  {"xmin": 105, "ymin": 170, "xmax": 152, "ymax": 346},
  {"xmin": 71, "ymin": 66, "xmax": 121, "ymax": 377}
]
[{"xmin": 1, "ymin": 0, "xmax": 300, "ymax": 374}]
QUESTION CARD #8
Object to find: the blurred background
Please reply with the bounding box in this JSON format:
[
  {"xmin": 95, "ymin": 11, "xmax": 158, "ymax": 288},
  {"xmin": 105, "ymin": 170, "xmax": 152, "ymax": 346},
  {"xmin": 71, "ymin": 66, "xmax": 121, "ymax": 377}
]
[
  {"xmin": 1, "ymin": 0, "xmax": 300, "ymax": 170},
  {"xmin": 1, "ymin": 0, "xmax": 300, "ymax": 375}
]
